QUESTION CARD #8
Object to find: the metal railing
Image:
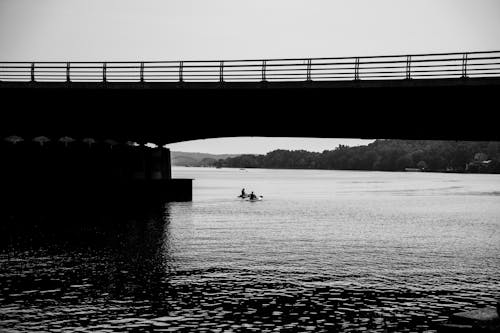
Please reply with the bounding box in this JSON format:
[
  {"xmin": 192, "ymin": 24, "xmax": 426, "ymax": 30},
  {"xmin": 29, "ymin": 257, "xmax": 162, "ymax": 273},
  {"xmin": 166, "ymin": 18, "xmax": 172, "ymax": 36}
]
[{"xmin": 1, "ymin": 51, "xmax": 500, "ymax": 83}]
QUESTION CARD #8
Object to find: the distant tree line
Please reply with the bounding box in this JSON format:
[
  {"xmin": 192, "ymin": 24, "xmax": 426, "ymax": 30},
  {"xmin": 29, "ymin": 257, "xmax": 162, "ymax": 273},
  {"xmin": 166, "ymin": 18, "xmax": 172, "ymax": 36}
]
[{"xmin": 212, "ymin": 140, "xmax": 500, "ymax": 173}]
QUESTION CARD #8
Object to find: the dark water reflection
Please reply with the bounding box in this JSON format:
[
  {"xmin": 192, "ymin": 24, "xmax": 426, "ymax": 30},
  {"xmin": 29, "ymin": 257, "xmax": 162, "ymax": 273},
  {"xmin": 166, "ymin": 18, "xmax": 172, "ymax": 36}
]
[{"xmin": 1, "ymin": 206, "xmax": 180, "ymax": 332}]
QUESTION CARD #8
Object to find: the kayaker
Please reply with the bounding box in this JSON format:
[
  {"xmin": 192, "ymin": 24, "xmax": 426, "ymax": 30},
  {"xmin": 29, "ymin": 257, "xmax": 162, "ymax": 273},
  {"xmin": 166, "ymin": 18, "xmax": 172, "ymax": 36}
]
[
  {"xmin": 241, "ymin": 188, "xmax": 246, "ymax": 197},
  {"xmin": 249, "ymin": 191, "xmax": 257, "ymax": 200}
]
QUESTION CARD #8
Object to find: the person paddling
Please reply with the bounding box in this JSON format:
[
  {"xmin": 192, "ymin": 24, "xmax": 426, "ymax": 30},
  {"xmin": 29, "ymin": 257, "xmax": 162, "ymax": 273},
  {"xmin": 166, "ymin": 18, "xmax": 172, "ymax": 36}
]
[
  {"xmin": 241, "ymin": 188, "xmax": 246, "ymax": 197},
  {"xmin": 249, "ymin": 191, "xmax": 257, "ymax": 200}
]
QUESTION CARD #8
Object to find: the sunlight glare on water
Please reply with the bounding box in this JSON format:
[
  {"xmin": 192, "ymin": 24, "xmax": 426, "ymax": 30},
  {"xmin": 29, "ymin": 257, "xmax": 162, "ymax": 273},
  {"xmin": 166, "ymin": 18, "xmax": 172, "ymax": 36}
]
[{"xmin": 170, "ymin": 168, "xmax": 500, "ymax": 288}]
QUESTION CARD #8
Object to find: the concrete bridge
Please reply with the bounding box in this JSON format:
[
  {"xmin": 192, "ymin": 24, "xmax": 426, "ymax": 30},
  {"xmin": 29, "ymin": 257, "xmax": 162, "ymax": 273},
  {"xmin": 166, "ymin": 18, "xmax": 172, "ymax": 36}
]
[
  {"xmin": 1, "ymin": 50, "xmax": 500, "ymax": 209},
  {"xmin": 1, "ymin": 50, "xmax": 500, "ymax": 142}
]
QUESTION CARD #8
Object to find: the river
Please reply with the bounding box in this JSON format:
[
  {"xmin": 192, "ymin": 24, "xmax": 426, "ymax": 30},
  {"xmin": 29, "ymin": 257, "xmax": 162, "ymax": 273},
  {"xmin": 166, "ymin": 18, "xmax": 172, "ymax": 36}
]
[{"xmin": 1, "ymin": 167, "xmax": 499, "ymax": 332}]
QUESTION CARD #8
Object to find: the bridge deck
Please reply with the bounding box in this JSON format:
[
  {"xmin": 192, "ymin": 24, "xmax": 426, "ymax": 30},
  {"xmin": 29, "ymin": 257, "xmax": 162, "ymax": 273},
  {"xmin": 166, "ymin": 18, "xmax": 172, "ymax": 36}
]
[
  {"xmin": 1, "ymin": 77, "xmax": 499, "ymax": 144},
  {"xmin": 1, "ymin": 50, "xmax": 500, "ymax": 144}
]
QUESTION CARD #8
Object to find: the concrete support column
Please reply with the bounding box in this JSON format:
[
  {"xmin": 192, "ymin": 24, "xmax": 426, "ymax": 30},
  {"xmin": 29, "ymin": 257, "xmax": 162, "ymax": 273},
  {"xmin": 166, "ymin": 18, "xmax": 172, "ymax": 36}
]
[
  {"xmin": 130, "ymin": 146, "xmax": 171, "ymax": 181},
  {"xmin": 149, "ymin": 147, "xmax": 172, "ymax": 180},
  {"xmin": 132, "ymin": 146, "xmax": 146, "ymax": 180},
  {"xmin": 151, "ymin": 148, "xmax": 163, "ymax": 180},
  {"xmin": 162, "ymin": 148, "xmax": 172, "ymax": 180},
  {"xmin": 144, "ymin": 147, "xmax": 153, "ymax": 180}
]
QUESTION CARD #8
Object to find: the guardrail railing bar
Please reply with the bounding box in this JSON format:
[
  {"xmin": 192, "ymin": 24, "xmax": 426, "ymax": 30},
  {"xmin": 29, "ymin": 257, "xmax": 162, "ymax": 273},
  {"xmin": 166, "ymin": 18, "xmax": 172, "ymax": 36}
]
[
  {"xmin": 7, "ymin": 67, "xmax": 498, "ymax": 77},
  {"xmin": 66, "ymin": 62, "xmax": 71, "ymax": 82},
  {"xmin": 30, "ymin": 63, "xmax": 35, "ymax": 82},
  {"xmin": 9, "ymin": 62, "xmax": 500, "ymax": 73},
  {"xmin": 262, "ymin": 60, "xmax": 267, "ymax": 82},
  {"xmin": 306, "ymin": 59, "xmax": 312, "ymax": 81},
  {"xmin": 462, "ymin": 53, "xmax": 468, "ymax": 78},
  {"xmin": 2, "ymin": 51, "xmax": 500, "ymax": 83},
  {"xmin": 354, "ymin": 58, "xmax": 360, "ymax": 80},
  {"xmin": 219, "ymin": 61, "xmax": 224, "ymax": 83},
  {"xmin": 179, "ymin": 61, "xmax": 184, "ymax": 82},
  {"xmin": 3, "ymin": 70, "xmax": 500, "ymax": 78},
  {"xmin": 2, "ymin": 72, "xmax": 499, "ymax": 82},
  {"xmin": 140, "ymin": 62, "xmax": 144, "ymax": 82},
  {"xmin": 406, "ymin": 56, "xmax": 412, "ymax": 79}
]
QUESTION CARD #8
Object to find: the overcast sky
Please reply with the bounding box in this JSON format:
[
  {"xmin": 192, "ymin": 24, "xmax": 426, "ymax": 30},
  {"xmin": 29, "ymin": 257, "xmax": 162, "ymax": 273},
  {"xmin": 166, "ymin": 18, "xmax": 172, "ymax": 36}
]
[
  {"xmin": 2, "ymin": 0, "xmax": 500, "ymax": 61},
  {"xmin": 2, "ymin": 0, "xmax": 499, "ymax": 153},
  {"xmin": 164, "ymin": 137, "xmax": 375, "ymax": 155}
]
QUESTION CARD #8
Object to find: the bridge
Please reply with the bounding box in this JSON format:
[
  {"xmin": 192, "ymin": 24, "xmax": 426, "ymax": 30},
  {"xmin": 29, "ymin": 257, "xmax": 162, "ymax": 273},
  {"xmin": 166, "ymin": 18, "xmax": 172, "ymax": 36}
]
[
  {"xmin": 1, "ymin": 50, "xmax": 500, "ymax": 142},
  {"xmin": 1, "ymin": 50, "xmax": 499, "ymax": 207}
]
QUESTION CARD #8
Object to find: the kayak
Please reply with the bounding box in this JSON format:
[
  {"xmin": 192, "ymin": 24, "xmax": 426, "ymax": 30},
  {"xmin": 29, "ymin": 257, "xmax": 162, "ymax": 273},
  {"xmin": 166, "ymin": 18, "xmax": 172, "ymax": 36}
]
[
  {"xmin": 238, "ymin": 194, "xmax": 263, "ymax": 201},
  {"xmin": 247, "ymin": 196, "xmax": 263, "ymax": 201}
]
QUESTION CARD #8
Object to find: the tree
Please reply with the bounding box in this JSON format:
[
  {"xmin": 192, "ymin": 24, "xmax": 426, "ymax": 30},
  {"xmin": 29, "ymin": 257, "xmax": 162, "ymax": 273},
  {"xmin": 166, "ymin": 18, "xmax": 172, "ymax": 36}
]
[
  {"xmin": 474, "ymin": 152, "xmax": 488, "ymax": 162},
  {"xmin": 215, "ymin": 140, "xmax": 500, "ymax": 174},
  {"xmin": 417, "ymin": 160, "xmax": 428, "ymax": 170},
  {"xmin": 396, "ymin": 154, "xmax": 414, "ymax": 170}
]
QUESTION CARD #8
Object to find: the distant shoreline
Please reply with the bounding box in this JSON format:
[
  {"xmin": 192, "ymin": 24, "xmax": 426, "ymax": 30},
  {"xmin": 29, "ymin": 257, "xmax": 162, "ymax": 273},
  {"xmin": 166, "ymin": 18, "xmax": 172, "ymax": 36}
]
[
  {"xmin": 211, "ymin": 140, "xmax": 500, "ymax": 175},
  {"xmin": 174, "ymin": 165, "xmax": 499, "ymax": 175}
]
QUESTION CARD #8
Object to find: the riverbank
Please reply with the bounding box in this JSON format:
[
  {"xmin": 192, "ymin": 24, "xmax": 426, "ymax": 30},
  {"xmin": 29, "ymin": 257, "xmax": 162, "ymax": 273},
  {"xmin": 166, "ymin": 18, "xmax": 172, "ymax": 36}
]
[
  {"xmin": 198, "ymin": 165, "xmax": 499, "ymax": 175},
  {"xmin": 213, "ymin": 140, "xmax": 500, "ymax": 174}
]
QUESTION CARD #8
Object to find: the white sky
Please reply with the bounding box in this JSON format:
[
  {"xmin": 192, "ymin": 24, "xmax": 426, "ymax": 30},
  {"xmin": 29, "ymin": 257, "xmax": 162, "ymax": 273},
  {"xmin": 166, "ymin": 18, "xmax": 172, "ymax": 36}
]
[
  {"xmin": 1, "ymin": 0, "xmax": 499, "ymax": 61},
  {"xmin": 1, "ymin": 0, "xmax": 499, "ymax": 153},
  {"xmin": 164, "ymin": 137, "xmax": 375, "ymax": 155}
]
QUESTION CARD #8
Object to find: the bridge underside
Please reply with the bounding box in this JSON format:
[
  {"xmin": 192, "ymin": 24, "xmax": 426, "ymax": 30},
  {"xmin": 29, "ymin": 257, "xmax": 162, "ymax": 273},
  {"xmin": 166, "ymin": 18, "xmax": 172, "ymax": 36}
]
[{"xmin": 1, "ymin": 77, "xmax": 499, "ymax": 143}]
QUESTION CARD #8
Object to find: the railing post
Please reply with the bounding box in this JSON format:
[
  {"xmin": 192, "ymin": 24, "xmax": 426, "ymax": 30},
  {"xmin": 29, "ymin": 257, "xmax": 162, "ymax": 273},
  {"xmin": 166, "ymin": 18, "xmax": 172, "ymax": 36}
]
[
  {"xmin": 179, "ymin": 61, "xmax": 184, "ymax": 82},
  {"xmin": 261, "ymin": 60, "xmax": 267, "ymax": 82},
  {"xmin": 406, "ymin": 55, "xmax": 412, "ymax": 80},
  {"xmin": 140, "ymin": 62, "xmax": 144, "ymax": 82},
  {"xmin": 66, "ymin": 62, "xmax": 71, "ymax": 82},
  {"xmin": 462, "ymin": 53, "xmax": 468, "ymax": 78},
  {"xmin": 219, "ymin": 61, "xmax": 224, "ymax": 83},
  {"xmin": 306, "ymin": 59, "xmax": 312, "ymax": 81},
  {"xmin": 354, "ymin": 58, "xmax": 360, "ymax": 80},
  {"xmin": 103, "ymin": 62, "xmax": 107, "ymax": 82},
  {"xmin": 30, "ymin": 62, "xmax": 35, "ymax": 82}
]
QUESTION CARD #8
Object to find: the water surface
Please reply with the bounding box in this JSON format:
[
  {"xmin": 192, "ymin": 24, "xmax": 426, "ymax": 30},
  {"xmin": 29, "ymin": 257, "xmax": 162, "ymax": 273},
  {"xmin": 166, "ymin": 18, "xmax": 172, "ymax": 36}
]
[{"xmin": 1, "ymin": 167, "xmax": 499, "ymax": 332}]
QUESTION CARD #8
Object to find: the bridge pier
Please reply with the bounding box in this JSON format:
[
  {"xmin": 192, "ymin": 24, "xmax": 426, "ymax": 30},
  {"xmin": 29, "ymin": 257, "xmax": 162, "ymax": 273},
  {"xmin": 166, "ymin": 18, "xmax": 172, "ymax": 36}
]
[
  {"xmin": 149, "ymin": 147, "xmax": 171, "ymax": 180},
  {"xmin": 1, "ymin": 139, "xmax": 192, "ymax": 215},
  {"xmin": 130, "ymin": 146, "xmax": 172, "ymax": 180}
]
